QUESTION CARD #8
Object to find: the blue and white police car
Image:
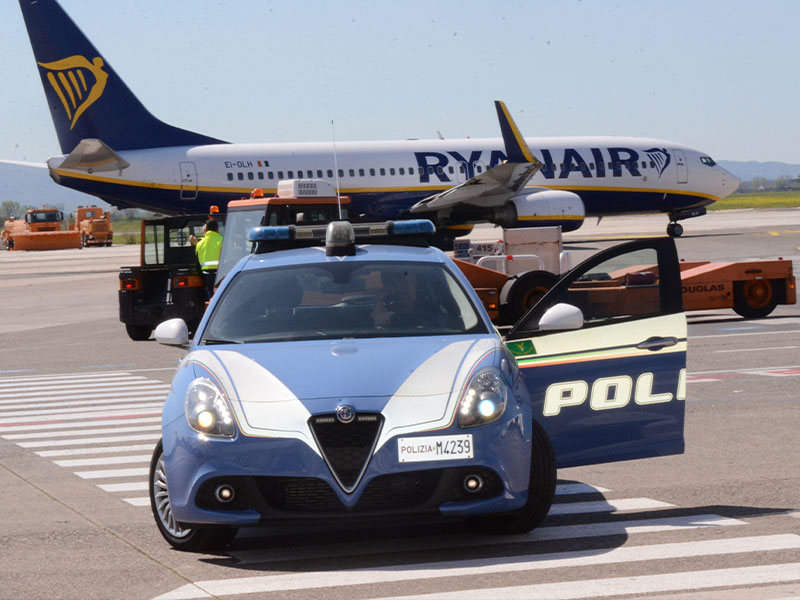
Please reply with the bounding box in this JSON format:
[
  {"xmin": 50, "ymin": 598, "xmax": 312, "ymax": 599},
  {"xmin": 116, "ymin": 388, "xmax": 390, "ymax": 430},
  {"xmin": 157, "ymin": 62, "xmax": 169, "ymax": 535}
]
[{"xmin": 149, "ymin": 220, "xmax": 687, "ymax": 550}]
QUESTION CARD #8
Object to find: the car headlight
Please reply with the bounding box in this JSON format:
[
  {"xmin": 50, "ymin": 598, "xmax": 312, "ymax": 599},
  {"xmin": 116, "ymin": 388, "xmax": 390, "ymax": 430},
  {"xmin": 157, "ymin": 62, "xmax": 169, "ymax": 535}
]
[
  {"xmin": 184, "ymin": 378, "xmax": 236, "ymax": 438},
  {"xmin": 458, "ymin": 367, "xmax": 507, "ymax": 428}
]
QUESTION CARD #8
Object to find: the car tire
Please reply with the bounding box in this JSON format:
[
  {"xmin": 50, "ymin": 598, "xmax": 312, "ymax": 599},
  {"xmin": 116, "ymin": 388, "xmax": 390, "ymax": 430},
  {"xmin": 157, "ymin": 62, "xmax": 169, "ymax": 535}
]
[
  {"xmin": 125, "ymin": 323, "xmax": 152, "ymax": 341},
  {"xmin": 465, "ymin": 419, "xmax": 556, "ymax": 534},
  {"xmin": 501, "ymin": 271, "xmax": 559, "ymax": 325},
  {"xmin": 149, "ymin": 441, "xmax": 238, "ymax": 552},
  {"xmin": 733, "ymin": 279, "xmax": 777, "ymax": 318}
]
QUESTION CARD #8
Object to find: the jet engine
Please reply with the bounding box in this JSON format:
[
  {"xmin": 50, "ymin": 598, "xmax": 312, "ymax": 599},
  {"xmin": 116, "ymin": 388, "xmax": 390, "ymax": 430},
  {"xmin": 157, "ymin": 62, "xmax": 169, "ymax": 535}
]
[{"xmin": 492, "ymin": 189, "xmax": 585, "ymax": 232}]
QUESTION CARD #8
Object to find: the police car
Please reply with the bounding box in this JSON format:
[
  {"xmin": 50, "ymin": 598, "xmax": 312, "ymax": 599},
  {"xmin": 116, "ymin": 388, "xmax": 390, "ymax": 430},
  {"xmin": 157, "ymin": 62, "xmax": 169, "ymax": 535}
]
[{"xmin": 149, "ymin": 220, "xmax": 687, "ymax": 550}]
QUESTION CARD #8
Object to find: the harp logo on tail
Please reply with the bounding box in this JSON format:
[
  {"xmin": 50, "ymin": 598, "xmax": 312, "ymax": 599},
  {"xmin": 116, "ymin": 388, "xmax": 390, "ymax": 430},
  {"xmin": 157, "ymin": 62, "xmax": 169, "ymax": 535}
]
[{"xmin": 37, "ymin": 55, "xmax": 108, "ymax": 130}]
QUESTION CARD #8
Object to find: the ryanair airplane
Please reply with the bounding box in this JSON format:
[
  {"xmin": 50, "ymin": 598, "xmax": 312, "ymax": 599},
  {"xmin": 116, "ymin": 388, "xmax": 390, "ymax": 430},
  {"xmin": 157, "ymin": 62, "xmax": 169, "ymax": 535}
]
[{"xmin": 19, "ymin": 0, "xmax": 739, "ymax": 237}]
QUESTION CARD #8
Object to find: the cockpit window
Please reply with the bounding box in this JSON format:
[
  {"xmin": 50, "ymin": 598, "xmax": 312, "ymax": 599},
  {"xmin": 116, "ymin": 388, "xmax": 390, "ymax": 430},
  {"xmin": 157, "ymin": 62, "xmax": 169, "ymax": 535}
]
[{"xmin": 700, "ymin": 156, "xmax": 716, "ymax": 167}]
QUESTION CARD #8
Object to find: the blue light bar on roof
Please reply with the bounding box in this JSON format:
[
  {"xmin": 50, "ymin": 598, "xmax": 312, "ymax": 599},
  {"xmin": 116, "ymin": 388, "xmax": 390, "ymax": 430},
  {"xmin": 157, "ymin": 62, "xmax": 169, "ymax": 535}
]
[
  {"xmin": 247, "ymin": 226, "xmax": 292, "ymax": 242},
  {"xmin": 390, "ymin": 219, "xmax": 436, "ymax": 235}
]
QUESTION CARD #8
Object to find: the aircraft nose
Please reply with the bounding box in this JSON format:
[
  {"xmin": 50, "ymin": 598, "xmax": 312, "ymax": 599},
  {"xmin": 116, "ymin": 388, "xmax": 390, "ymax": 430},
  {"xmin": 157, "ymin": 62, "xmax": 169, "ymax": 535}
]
[{"xmin": 719, "ymin": 165, "xmax": 740, "ymax": 197}]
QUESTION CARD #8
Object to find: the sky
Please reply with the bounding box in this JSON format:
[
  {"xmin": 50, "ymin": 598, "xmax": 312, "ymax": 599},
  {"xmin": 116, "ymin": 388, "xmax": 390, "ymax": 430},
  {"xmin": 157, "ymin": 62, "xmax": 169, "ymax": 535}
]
[{"xmin": 1, "ymin": 0, "xmax": 799, "ymax": 164}]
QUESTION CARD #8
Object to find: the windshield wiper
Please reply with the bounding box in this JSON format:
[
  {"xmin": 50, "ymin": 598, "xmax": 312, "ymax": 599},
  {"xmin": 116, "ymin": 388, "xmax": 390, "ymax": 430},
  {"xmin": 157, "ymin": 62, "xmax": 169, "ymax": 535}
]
[{"xmin": 201, "ymin": 338, "xmax": 243, "ymax": 345}]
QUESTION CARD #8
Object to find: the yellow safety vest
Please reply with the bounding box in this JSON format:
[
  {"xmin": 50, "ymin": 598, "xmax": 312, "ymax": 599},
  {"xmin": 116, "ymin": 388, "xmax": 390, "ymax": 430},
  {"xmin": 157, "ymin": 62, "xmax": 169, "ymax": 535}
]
[{"xmin": 196, "ymin": 230, "xmax": 223, "ymax": 271}]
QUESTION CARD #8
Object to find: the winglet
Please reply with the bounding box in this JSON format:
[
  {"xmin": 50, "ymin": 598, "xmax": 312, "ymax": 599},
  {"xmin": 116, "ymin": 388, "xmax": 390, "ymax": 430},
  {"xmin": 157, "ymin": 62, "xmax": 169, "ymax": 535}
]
[{"xmin": 495, "ymin": 101, "xmax": 541, "ymax": 165}]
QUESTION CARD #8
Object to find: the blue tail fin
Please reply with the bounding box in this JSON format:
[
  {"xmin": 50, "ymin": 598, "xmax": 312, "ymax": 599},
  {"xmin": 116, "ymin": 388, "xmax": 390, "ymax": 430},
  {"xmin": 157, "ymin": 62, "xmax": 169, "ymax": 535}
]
[{"xmin": 19, "ymin": 0, "xmax": 227, "ymax": 153}]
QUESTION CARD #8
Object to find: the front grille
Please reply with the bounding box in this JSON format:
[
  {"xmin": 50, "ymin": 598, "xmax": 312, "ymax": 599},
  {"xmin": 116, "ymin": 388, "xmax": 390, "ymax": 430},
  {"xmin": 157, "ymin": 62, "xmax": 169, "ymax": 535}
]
[
  {"xmin": 356, "ymin": 470, "xmax": 440, "ymax": 510},
  {"xmin": 257, "ymin": 477, "xmax": 343, "ymax": 512},
  {"xmin": 309, "ymin": 413, "xmax": 383, "ymax": 491}
]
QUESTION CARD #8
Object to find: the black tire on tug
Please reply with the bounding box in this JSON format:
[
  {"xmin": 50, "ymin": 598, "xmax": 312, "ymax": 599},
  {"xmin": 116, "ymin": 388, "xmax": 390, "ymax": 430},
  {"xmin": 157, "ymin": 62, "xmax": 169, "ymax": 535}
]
[
  {"xmin": 124, "ymin": 323, "xmax": 152, "ymax": 341},
  {"xmin": 733, "ymin": 279, "xmax": 777, "ymax": 318},
  {"xmin": 465, "ymin": 419, "xmax": 556, "ymax": 534},
  {"xmin": 502, "ymin": 271, "xmax": 559, "ymax": 325},
  {"xmin": 149, "ymin": 440, "xmax": 238, "ymax": 551}
]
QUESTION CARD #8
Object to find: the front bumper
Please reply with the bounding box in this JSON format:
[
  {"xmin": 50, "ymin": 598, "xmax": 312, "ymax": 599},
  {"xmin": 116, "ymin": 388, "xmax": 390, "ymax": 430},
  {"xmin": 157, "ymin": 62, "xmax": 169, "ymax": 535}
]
[{"xmin": 163, "ymin": 411, "xmax": 532, "ymax": 527}]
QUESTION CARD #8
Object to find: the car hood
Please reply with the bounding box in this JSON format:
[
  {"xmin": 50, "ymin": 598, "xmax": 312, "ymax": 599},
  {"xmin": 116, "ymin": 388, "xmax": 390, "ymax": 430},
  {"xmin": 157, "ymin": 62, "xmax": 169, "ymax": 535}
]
[{"xmin": 187, "ymin": 336, "xmax": 501, "ymax": 451}]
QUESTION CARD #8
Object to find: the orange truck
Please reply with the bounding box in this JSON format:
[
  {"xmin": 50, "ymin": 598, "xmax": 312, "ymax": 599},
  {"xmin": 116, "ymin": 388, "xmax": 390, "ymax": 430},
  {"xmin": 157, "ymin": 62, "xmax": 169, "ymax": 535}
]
[
  {"xmin": 453, "ymin": 227, "xmax": 796, "ymax": 323},
  {"xmin": 1, "ymin": 206, "xmax": 82, "ymax": 251},
  {"xmin": 72, "ymin": 205, "xmax": 113, "ymax": 247}
]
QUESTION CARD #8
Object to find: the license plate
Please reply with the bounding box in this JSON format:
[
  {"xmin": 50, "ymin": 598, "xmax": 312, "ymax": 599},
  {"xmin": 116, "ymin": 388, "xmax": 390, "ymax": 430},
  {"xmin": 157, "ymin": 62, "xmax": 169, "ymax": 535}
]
[{"xmin": 397, "ymin": 434, "xmax": 473, "ymax": 463}]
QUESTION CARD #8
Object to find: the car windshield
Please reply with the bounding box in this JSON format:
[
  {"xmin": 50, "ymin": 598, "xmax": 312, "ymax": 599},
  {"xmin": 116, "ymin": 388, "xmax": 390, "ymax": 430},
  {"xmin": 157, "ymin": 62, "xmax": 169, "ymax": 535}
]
[{"xmin": 201, "ymin": 260, "xmax": 488, "ymax": 343}]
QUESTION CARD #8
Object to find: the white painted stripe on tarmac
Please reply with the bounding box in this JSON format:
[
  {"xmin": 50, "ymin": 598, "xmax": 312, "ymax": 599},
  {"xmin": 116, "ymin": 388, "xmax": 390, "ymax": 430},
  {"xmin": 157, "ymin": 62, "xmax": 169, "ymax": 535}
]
[
  {"xmin": 0, "ymin": 380, "xmax": 167, "ymax": 397},
  {"xmin": 3, "ymin": 423, "xmax": 160, "ymax": 440},
  {"xmin": 0, "ymin": 401, "xmax": 164, "ymax": 419},
  {"xmin": 0, "ymin": 406, "xmax": 161, "ymax": 425},
  {"xmin": 548, "ymin": 498, "xmax": 673, "ymax": 515},
  {"xmin": 18, "ymin": 432, "xmax": 162, "ymax": 448},
  {"xmin": 53, "ymin": 454, "xmax": 151, "ymax": 467},
  {"xmin": 0, "ymin": 372, "xmax": 132, "ymax": 384},
  {"xmin": 153, "ymin": 536, "xmax": 800, "ymax": 600},
  {"xmin": 0, "ymin": 375, "xmax": 149, "ymax": 391},
  {"xmin": 36, "ymin": 443, "xmax": 156, "ymax": 457},
  {"xmin": 98, "ymin": 482, "xmax": 148, "ymax": 492},
  {"xmin": 376, "ymin": 563, "xmax": 800, "ymax": 600},
  {"xmin": 0, "ymin": 384, "xmax": 170, "ymax": 401},
  {"xmin": 228, "ymin": 514, "xmax": 746, "ymax": 565},
  {"xmin": 75, "ymin": 467, "xmax": 149, "ymax": 479},
  {"xmin": 715, "ymin": 346, "xmax": 799, "ymax": 354},
  {"xmin": 0, "ymin": 389, "xmax": 169, "ymax": 406},
  {"xmin": 692, "ymin": 329, "xmax": 800, "ymax": 340},
  {"xmin": 554, "ymin": 483, "xmax": 609, "ymax": 495},
  {"xmin": 0, "ymin": 394, "xmax": 168, "ymax": 410},
  {"xmin": 0, "ymin": 415, "xmax": 162, "ymax": 433},
  {"xmin": 124, "ymin": 497, "xmax": 150, "ymax": 507}
]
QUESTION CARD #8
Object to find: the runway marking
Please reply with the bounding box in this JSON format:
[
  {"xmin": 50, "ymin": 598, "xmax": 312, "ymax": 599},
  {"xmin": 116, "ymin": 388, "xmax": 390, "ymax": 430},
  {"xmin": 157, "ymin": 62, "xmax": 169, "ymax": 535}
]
[
  {"xmin": 0, "ymin": 389, "xmax": 169, "ymax": 406},
  {"xmin": 0, "ymin": 415, "xmax": 162, "ymax": 433},
  {"xmin": 0, "ymin": 407, "xmax": 163, "ymax": 426},
  {"xmin": 227, "ymin": 514, "xmax": 746, "ymax": 565},
  {"xmin": 0, "ymin": 383, "xmax": 170, "ymax": 400},
  {"xmin": 36, "ymin": 443, "xmax": 156, "ymax": 457},
  {"xmin": 715, "ymin": 346, "xmax": 798, "ymax": 354},
  {"xmin": 555, "ymin": 483, "xmax": 609, "ymax": 495},
  {"xmin": 374, "ymin": 563, "xmax": 800, "ymax": 600},
  {"xmin": 75, "ymin": 467, "xmax": 149, "ymax": 479},
  {"xmin": 2, "ymin": 423, "xmax": 160, "ymax": 440},
  {"xmin": 0, "ymin": 374, "xmax": 155, "ymax": 390},
  {"xmin": 691, "ymin": 329, "xmax": 800, "ymax": 340},
  {"xmin": 124, "ymin": 497, "xmax": 150, "ymax": 507},
  {"xmin": 0, "ymin": 402, "xmax": 164, "ymax": 419},
  {"xmin": 54, "ymin": 454, "xmax": 151, "ymax": 468},
  {"xmin": 548, "ymin": 498, "xmax": 673, "ymax": 515},
  {"xmin": 98, "ymin": 482, "xmax": 148, "ymax": 493},
  {"xmin": 154, "ymin": 535, "xmax": 800, "ymax": 600}
]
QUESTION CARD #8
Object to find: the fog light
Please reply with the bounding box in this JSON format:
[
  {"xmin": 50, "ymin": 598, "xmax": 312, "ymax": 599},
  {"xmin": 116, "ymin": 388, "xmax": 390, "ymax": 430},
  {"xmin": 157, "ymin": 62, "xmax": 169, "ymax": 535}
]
[
  {"xmin": 463, "ymin": 474, "xmax": 484, "ymax": 494},
  {"xmin": 214, "ymin": 484, "xmax": 235, "ymax": 503}
]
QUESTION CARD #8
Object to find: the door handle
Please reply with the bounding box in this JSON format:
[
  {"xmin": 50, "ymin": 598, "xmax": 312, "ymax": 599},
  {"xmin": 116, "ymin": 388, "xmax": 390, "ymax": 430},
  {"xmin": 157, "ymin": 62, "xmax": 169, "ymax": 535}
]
[{"xmin": 636, "ymin": 336, "xmax": 678, "ymax": 351}]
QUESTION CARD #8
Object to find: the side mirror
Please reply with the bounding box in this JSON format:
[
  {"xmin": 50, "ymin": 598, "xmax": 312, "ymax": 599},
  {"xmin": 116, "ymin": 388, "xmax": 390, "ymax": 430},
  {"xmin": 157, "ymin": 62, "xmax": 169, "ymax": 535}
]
[
  {"xmin": 538, "ymin": 303, "xmax": 584, "ymax": 331},
  {"xmin": 154, "ymin": 318, "xmax": 189, "ymax": 346}
]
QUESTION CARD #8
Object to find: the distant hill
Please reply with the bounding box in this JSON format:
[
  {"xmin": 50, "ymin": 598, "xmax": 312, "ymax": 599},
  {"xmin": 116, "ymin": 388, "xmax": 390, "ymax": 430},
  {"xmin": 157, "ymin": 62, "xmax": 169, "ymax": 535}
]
[
  {"xmin": 719, "ymin": 160, "xmax": 800, "ymax": 182},
  {"xmin": 0, "ymin": 161, "xmax": 112, "ymax": 215}
]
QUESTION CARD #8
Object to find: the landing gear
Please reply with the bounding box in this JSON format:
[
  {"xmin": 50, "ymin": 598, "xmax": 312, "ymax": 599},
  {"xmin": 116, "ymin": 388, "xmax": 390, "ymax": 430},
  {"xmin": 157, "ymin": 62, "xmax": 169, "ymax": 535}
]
[{"xmin": 666, "ymin": 222, "xmax": 683, "ymax": 238}]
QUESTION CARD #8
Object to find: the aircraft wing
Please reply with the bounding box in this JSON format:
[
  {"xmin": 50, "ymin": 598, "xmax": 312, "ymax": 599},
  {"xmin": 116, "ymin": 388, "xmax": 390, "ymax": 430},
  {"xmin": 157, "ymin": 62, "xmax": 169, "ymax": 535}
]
[{"xmin": 410, "ymin": 101, "xmax": 543, "ymax": 213}]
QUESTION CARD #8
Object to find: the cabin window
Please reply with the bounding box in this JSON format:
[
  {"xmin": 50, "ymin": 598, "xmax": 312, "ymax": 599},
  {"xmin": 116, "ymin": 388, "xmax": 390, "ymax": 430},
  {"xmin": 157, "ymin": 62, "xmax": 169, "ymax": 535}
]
[
  {"xmin": 237, "ymin": 172, "xmax": 244, "ymax": 181},
  {"xmin": 327, "ymin": 169, "xmax": 333, "ymax": 178},
  {"xmin": 316, "ymin": 170, "xmax": 322, "ymax": 178},
  {"xmin": 278, "ymin": 171, "xmax": 284, "ymax": 179},
  {"xmin": 227, "ymin": 173, "xmax": 233, "ymax": 181},
  {"xmin": 369, "ymin": 168, "xmax": 376, "ymax": 176},
  {"xmin": 448, "ymin": 166, "xmax": 454, "ymax": 174},
  {"xmin": 476, "ymin": 165, "xmax": 483, "ymax": 173},
  {"xmin": 399, "ymin": 168, "xmax": 405, "ymax": 175},
  {"xmin": 257, "ymin": 172, "xmax": 264, "ymax": 180},
  {"xmin": 458, "ymin": 164, "xmax": 465, "ymax": 174},
  {"xmin": 608, "ymin": 162, "xmax": 614, "ymax": 170},
  {"xmin": 589, "ymin": 163, "xmax": 595, "ymax": 170},
  {"xmin": 359, "ymin": 168, "xmax": 365, "ymax": 176},
  {"xmin": 268, "ymin": 172, "xmax": 275, "ymax": 180},
  {"xmin": 427, "ymin": 166, "xmax": 434, "ymax": 175},
  {"xmin": 390, "ymin": 168, "xmax": 395, "ymax": 175},
  {"xmin": 641, "ymin": 161, "xmax": 647, "ymax": 169},
  {"xmin": 417, "ymin": 167, "xmax": 423, "ymax": 175},
  {"xmin": 380, "ymin": 168, "xmax": 385, "ymax": 176},
  {"xmin": 349, "ymin": 169, "xmax": 355, "ymax": 177},
  {"xmin": 650, "ymin": 161, "xmax": 656, "ymax": 168},
  {"xmin": 248, "ymin": 172, "xmax": 254, "ymax": 180}
]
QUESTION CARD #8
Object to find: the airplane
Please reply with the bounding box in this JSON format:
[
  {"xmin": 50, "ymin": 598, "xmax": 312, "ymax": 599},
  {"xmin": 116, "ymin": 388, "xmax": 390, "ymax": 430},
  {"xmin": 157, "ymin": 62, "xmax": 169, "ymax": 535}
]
[{"xmin": 17, "ymin": 0, "xmax": 739, "ymax": 239}]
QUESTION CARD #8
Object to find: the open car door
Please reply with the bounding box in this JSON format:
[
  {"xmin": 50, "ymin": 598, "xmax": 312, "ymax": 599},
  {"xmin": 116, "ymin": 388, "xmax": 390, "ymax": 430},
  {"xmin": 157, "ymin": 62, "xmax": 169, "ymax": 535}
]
[{"xmin": 504, "ymin": 237, "xmax": 686, "ymax": 468}]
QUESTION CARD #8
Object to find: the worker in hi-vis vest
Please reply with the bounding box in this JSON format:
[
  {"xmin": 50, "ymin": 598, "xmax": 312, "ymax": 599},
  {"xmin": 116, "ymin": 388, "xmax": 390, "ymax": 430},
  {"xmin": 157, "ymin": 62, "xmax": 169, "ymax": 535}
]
[{"xmin": 190, "ymin": 219, "xmax": 223, "ymax": 299}]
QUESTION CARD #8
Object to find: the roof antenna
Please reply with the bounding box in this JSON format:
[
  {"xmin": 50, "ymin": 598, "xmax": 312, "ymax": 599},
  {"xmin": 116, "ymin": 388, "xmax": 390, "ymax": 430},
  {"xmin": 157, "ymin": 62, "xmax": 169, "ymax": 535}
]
[{"xmin": 331, "ymin": 120, "xmax": 343, "ymax": 220}]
